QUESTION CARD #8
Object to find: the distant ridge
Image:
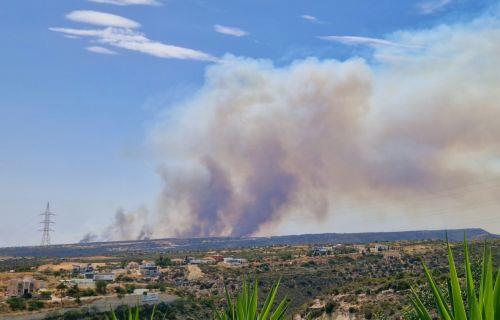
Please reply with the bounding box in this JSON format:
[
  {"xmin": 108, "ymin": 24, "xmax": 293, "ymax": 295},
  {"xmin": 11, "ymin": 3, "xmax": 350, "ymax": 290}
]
[{"xmin": 0, "ymin": 228, "xmax": 496, "ymax": 258}]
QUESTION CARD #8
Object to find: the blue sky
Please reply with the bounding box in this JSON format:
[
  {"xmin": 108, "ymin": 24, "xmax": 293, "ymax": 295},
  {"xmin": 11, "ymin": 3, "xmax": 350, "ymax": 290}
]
[{"xmin": 0, "ymin": 0, "xmax": 498, "ymax": 246}]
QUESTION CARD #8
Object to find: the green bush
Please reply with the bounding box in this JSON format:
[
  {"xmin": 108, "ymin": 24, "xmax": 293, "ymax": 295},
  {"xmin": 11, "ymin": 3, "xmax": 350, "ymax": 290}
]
[
  {"xmin": 28, "ymin": 300, "xmax": 44, "ymax": 311},
  {"xmin": 95, "ymin": 280, "xmax": 108, "ymax": 295},
  {"xmin": 155, "ymin": 255, "xmax": 172, "ymax": 267},
  {"xmin": 7, "ymin": 297, "xmax": 26, "ymax": 311}
]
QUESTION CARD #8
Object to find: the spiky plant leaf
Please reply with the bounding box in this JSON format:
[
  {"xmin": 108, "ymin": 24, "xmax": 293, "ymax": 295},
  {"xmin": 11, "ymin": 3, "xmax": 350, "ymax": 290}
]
[
  {"xmin": 215, "ymin": 278, "xmax": 288, "ymax": 320},
  {"xmin": 421, "ymin": 260, "xmax": 453, "ymax": 320},
  {"xmin": 464, "ymin": 234, "xmax": 481, "ymax": 320},
  {"xmin": 412, "ymin": 236, "xmax": 498, "ymax": 320},
  {"xmin": 446, "ymin": 234, "xmax": 467, "ymax": 320}
]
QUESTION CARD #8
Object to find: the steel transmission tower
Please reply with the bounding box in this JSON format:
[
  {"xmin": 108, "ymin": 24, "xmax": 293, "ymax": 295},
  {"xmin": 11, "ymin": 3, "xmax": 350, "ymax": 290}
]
[{"xmin": 39, "ymin": 202, "xmax": 55, "ymax": 246}]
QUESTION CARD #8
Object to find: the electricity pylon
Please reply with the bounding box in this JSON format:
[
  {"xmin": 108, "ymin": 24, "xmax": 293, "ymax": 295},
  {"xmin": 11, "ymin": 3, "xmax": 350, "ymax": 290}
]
[{"xmin": 39, "ymin": 202, "xmax": 55, "ymax": 246}]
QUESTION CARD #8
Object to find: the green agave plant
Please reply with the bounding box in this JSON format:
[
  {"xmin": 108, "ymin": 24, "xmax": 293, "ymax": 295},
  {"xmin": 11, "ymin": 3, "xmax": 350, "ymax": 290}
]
[
  {"xmin": 410, "ymin": 234, "xmax": 500, "ymax": 320},
  {"xmin": 214, "ymin": 278, "xmax": 290, "ymax": 320},
  {"xmin": 106, "ymin": 305, "xmax": 158, "ymax": 320}
]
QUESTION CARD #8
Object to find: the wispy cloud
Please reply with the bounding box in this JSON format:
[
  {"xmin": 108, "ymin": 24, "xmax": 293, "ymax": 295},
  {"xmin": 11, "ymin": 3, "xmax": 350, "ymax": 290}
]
[
  {"xmin": 300, "ymin": 14, "xmax": 323, "ymax": 24},
  {"xmin": 214, "ymin": 24, "xmax": 249, "ymax": 37},
  {"xmin": 66, "ymin": 10, "xmax": 140, "ymax": 29},
  {"xmin": 86, "ymin": 46, "xmax": 117, "ymax": 55},
  {"xmin": 50, "ymin": 27, "xmax": 216, "ymax": 61},
  {"xmin": 418, "ymin": 0, "xmax": 453, "ymax": 14},
  {"xmin": 88, "ymin": 0, "xmax": 161, "ymax": 5},
  {"xmin": 319, "ymin": 35, "xmax": 407, "ymax": 48}
]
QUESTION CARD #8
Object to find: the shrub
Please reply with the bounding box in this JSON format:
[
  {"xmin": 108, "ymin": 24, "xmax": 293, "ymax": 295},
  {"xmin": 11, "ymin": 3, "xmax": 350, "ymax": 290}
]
[
  {"xmin": 125, "ymin": 283, "xmax": 136, "ymax": 294},
  {"xmin": 7, "ymin": 297, "xmax": 26, "ymax": 311},
  {"xmin": 95, "ymin": 280, "xmax": 108, "ymax": 295},
  {"xmin": 325, "ymin": 301, "xmax": 336, "ymax": 314},
  {"xmin": 155, "ymin": 255, "xmax": 172, "ymax": 267},
  {"xmin": 28, "ymin": 300, "xmax": 44, "ymax": 311}
]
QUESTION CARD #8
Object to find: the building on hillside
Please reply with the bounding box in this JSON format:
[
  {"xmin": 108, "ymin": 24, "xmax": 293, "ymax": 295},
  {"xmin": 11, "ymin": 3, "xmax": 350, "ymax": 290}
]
[
  {"xmin": 142, "ymin": 292, "xmax": 159, "ymax": 302},
  {"xmin": 126, "ymin": 261, "xmax": 140, "ymax": 270},
  {"xmin": 7, "ymin": 277, "xmax": 45, "ymax": 297},
  {"xmin": 139, "ymin": 261, "xmax": 160, "ymax": 278},
  {"xmin": 311, "ymin": 246, "xmax": 333, "ymax": 256},
  {"xmin": 83, "ymin": 263, "xmax": 95, "ymax": 279},
  {"xmin": 369, "ymin": 244, "xmax": 389, "ymax": 253},
  {"xmin": 190, "ymin": 258, "xmax": 216, "ymax": 265},
  {"xmin": 72, "ymin": 264, "xmax": 82, "ymax": 274},
  {"xmin": 94, "ymin": 273, "xmax": 116, "ymax": 281},
  {"xmin": 353, "ymin": 244, "xmax": 366, "ymax": 253},
  {"xmin": 68, "ymin": 278, "xmax": 95, "ymax": 288},
  {"xmin": 223, "ymin": 258, "xmax": 247, "ymax": 266},
  {"xmin": 211, "ymin": 255, "xmax": 224, "ymax": 263},
  {"xmin": 171, "ymin": 258, "xmax": 184, "ymax": 265},
  {"xmin": 133, "ymin": 288, "xmax": 149, "ymax": 295}
]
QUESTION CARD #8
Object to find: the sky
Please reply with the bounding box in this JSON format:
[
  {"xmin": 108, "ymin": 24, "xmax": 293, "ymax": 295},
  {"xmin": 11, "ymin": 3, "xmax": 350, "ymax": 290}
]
[{"xmin": 0, "ymin": 0, "xmax": 499, "ymax": 247}]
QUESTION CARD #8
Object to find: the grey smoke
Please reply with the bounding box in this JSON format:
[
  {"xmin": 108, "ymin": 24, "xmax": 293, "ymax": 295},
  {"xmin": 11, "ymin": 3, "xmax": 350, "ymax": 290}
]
[
  {"xmin": 81, "ymin": 207, "xmax": 152, "ymax": 242},
  {"xmin": 100, "ymin": 10, "xmax": 500, "ymax": 239},
  {"xmin": 79, "ymin": 232, "xmax": 98, "ymax": 243}
]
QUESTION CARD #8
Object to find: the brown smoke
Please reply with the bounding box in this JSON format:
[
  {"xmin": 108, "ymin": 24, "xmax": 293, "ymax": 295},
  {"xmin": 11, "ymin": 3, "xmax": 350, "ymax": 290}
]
[{"xmin": 100, "ymin": 12, "xmax": 500, "ymax": 240}]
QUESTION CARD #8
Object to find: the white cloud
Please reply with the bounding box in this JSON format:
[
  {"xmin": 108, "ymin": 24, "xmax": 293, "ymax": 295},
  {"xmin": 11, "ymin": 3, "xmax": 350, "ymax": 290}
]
[
  {"xmin": 319, "ymin": 35, "xmax": 409, "ymax": 48},
  {"xmin": 88, "ymin": 0, "xmax": 161, "ymax": 5},
  {"xmin": 418, "ymin": 0, "xmax": 453, "ymax": 14},
  {"xmin": 86, "ymin": 46, "xmax": 117, "ymax": 55},
  {"xmin": 300, "ymin": 14, "xmax": 322, "ymax": 24},
  {"xmin": 214, "ymin": 24, "xmax": 249, "ymax": 37},
  {"xmin": 50, "ymin": 27, "xmax": 216, "ymax": 61},
  {"xmin": 66, "ymin": 10, "xmax": 140, "ymax": 29}
]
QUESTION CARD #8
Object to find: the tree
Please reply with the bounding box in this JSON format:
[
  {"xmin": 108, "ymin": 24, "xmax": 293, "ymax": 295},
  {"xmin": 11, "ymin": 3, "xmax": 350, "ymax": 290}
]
[
  {"xmin": 95, "ymin": 280, "xmax": 108, "ymax": 295},
  {"xmin": 125, "ymin": 283, "xmax": 136, "ymax": 294},
  {"xmin": 66, "ymin": 284, "xmax": 80, "ymax": 297},
  {"xmin": 27, "ymin": 300, "xmax": 44, "ymax": 311},
  {"xmin": 7, "ymin": 297, "xmax": 26, "ymax": 311},
  {"xmin": 56, "ymin": 282, "xmax": 67, "ymax": 290},
  {"xmin": 156, "ymin": 255, "xmax": 172, "ymax": 267},
  {"xmin": 115, "ymin": 286, "xmax": 126, "ymax": 298}
]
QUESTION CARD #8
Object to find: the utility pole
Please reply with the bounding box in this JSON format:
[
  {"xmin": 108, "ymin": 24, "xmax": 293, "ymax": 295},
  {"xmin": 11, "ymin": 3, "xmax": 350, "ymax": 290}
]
[{"xmin": 40, "ymin": 202, "xmax": 55, "ymax": 246}]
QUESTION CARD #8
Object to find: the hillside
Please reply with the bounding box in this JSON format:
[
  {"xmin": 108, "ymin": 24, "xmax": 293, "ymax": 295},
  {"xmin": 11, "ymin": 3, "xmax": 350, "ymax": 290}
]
[{"xmin": 0, "ymin": 228, "xmax": 496, "ymax": 258}]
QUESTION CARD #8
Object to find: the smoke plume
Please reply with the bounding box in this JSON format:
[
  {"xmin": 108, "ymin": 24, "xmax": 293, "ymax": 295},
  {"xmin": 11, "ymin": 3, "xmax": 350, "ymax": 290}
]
[
  {"xmin": 81, "ymin": 207, "xmax": 152, "ymax": 242},
  {"xmin": 101, "ymin": 10, "xmax": 500, "ymax": 240}
]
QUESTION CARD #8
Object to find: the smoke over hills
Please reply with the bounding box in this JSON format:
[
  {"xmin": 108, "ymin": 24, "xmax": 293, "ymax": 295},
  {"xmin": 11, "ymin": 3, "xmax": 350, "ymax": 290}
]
[{"xmin": 94, "ymin": 11, "xmax": 500, "ymax": 241}]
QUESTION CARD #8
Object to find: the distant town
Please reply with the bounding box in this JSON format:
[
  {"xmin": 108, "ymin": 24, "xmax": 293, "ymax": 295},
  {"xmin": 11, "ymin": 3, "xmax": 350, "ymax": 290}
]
[{"xmin": 1, "ymin": 232, "xmax": 497, "ymax": 319}]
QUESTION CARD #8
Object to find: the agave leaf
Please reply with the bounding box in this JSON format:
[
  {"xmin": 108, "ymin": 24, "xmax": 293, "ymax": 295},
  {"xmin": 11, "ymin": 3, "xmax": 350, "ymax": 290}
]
[
  {"xmin": 464, "ymin": 234, "xmax": 481, "ymax": 320},
  {"xmin": 493, "ymin": 270, "xmax": 499, "ymax": 320},
  {"xmin": 448, "ymin": 279, "xmax": 455, "ymax": 317},
  {"xmin": 270, "ymin": 296, "xmax": 289, "ymax": 320},
  {"xmin": 248, "ymin": 279, "xmax": 258, "ymax": 320},
  {"xmin": 224, "ymin": 283, "xmax": 235, "ymax": 319},
  {"xmin": 109, "ymin": 306, "xmax": 118, "ymax": 320},
  {"xmin": 422, "ymin": 260, "xmax": 453, "ymax": 320},
  {"xmin": 480, "ymin": 241, "xmax": 488, "ymax": 312},
  {"xmin": 149, "ymin": 304, "xmax": 156, "ymax": 320},
  {"xmin": 216, "ymin": 277, "xmax": 288, "ymax": 320},
  {"xmin": 446, "ymin": 235, "xmax": 467, "ymax": 320},
  {"xmin": 483, "ymin": 246, "xmax": 494, "ymax": 320},
  {"xmin": 135, "ymin": 305, "xmax": 140, "ymax": 320},
  {"xmin": 259, "ymin": 278, "xmax": 281, "ymax": 320},
  {"xmin": 410, "ymin": 287, "xmax": 432, "ymax": 320}
]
